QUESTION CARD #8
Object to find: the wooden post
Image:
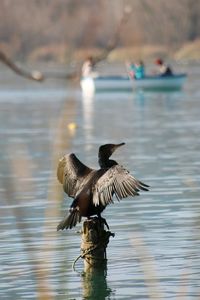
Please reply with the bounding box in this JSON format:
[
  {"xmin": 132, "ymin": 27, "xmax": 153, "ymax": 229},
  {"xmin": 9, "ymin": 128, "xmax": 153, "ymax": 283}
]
[{"xmin": 81, "ymin": 217, "xmax": 114, "ymax": 271}]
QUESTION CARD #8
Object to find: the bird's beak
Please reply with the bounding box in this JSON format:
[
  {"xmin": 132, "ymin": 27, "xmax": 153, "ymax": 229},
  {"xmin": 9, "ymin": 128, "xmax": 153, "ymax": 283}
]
[
  {"xmin": 114, "ymin": 142, "xmax": 125, "ymax": 151},
  {"xmin": 116, "ymin": 142, "xmax": 125, "ymax": 148}
]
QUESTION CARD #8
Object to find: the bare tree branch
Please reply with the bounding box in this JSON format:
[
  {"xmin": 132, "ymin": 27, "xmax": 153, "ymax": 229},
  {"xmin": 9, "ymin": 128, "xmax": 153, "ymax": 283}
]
[
  {"xmin": 0, "ymin": 51, "xmax": 44, "ymax": 82},
  {"xmin": 0, "ymin": 50, "xmax": 79, "ymax": 81}
]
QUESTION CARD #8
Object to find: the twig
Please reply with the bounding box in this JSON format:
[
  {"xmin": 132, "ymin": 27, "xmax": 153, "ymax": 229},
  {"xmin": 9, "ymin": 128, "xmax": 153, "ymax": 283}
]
[
  {"xmin": 0, "ymin": 50, "xmax": 78, "ymax": 82},
  {"xmin": 0, "ymin": 51, "xmax": 44, "ymax": 82}
]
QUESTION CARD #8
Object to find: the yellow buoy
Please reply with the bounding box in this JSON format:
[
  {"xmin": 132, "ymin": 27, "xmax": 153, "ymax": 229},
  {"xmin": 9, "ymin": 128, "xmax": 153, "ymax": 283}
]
[{"xmin": 67, "ymin": 122, "xmax": 77, "ymax": 130}]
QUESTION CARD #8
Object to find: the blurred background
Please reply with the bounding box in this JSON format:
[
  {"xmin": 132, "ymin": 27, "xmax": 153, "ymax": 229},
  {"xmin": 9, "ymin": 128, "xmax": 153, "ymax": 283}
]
[
  {"xmin": 1, "ymin": 0, "xmax": 200, "ymax": 63},
  {"xmin": 0, "ymin": 1, "xmax": 200, "ymax": 300}
]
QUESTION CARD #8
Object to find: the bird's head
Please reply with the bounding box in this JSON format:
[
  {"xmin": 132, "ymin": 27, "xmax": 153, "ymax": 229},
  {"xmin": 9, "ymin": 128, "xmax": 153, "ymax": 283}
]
[{"xmin": 98, "ymin": 142, "xmax": 125, "ymax": 161}]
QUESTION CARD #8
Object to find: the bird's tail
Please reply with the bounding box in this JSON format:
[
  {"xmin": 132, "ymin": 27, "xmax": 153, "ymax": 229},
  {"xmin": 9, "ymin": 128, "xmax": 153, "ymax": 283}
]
[{"xmin": 57, "ymin": 208, "xmax": 82, "ymax": 231}]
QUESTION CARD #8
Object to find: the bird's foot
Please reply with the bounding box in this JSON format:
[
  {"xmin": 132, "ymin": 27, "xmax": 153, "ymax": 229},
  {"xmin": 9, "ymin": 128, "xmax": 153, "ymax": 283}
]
[{"xmin": 99, "ymin": 217, "xmax": 110, "ymax": 230}]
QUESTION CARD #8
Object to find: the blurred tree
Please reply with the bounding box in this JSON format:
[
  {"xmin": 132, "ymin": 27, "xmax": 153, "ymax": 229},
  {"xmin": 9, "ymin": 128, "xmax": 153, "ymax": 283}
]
[
  {"xmin": 0, "ymin": 0, "xmax": 200, "ymax": 60},
  {"xmin": 186, "ymin": 0, "xmax": 200, "ymax": 41}
]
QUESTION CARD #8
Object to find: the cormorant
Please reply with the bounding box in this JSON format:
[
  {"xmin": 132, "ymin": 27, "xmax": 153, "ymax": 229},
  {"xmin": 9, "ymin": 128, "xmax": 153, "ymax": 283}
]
[{"xmin": 57, "ymin": 143, "xmax": 149, "ymax": 231}]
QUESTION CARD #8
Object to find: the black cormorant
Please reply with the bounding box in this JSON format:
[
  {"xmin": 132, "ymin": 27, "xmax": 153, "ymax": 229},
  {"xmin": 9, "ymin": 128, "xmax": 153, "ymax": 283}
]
[{"xmin": 57, "ymin": 143, "xmax": 149, "ymax": 230}]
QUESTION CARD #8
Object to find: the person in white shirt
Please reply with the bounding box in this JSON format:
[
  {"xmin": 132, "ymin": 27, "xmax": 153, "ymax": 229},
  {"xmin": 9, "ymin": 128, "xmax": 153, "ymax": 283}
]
[
  {"xmin": 155, "ymin": 58, "xmax": 173, "ymax": 76},
  {"xmin": 82, "ymin": 56, "xmax": 96, "ymax": 78}
]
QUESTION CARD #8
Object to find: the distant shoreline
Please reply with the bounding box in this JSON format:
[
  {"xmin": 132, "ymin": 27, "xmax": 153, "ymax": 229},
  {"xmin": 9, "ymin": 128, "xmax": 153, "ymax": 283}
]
[
  {"xmin": 29, "ymin": 39, "xmax": 200, "ymax": 63},
  {"xmin": 1, "ymin": 40, "xmax": 200, "ymax": 64}
]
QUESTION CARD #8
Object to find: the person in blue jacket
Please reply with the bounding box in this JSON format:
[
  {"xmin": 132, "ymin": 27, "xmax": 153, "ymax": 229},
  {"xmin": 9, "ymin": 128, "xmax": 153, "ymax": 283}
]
[{"xmin": 127, "ymin": 60, "xmax": 145, "ymax": 79}]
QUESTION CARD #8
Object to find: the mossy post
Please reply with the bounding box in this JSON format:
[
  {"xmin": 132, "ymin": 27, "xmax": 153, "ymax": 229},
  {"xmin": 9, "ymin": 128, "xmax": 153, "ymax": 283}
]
[{"xmin": 81, "ymin": 217, "xmax": 114, "ymax": 271}]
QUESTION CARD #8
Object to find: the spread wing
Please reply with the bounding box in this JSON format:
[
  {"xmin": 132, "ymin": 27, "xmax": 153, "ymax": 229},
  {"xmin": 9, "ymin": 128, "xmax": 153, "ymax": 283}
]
[
  {"xmin": 93, "ymin": 165, "xmax": 149, "ymax": 206},
  {"xmin": 57, "ymin": 153, "xmax": 94, "ymax": 198}
]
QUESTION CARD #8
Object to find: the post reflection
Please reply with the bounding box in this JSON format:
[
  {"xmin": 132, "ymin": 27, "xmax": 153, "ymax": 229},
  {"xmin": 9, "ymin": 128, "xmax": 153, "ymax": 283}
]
[{"xmin": 82, "ymin": 267, "xmax": 113, "ymax": 300}]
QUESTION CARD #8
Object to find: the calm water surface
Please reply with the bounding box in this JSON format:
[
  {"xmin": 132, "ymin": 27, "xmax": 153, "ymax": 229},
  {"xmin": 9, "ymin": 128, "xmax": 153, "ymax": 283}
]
[{"xmin": 0, "ymin": 65, "xmax": 200, "ymax": 299}]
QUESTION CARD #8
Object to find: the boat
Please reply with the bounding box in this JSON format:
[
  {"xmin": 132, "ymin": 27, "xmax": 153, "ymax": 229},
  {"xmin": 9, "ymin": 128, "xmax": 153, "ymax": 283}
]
[
  {"xmin": 80, "ymin": 76, "xmax": 132, "ymax": 94},
  {"xmin": 80, "ymin": 74, "xmax": 187, "ymax": 93},
  {"xmin": 131, "ymin": 74, "xmax": 187, "ymax": 91}
]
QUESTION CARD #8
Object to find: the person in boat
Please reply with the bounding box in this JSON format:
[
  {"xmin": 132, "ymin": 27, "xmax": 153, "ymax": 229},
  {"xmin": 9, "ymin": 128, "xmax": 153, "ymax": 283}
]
[
  {"xmin": 126, "ymin": 60, "xmax": 145, "ymax": 79},
  {"xmin": 82, "ymin": 56, "xmax": 98, "ymax": 78},
  {"xmin": 155, "ymin": 58, "xmax": 173, "ymax": 76}
]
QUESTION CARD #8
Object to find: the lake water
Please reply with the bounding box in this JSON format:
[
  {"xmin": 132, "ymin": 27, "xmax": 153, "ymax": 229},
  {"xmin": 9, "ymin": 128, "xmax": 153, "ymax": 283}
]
[{"xmin": 0, "ymin": 64, "xmax": 200, "ymax": 299}]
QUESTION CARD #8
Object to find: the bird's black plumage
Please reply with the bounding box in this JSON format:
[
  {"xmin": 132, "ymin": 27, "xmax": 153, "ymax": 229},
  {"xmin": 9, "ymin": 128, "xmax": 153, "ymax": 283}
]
[{"xmin": 57, "ymin": 143, "xmax": 149, "ymax": 230}]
